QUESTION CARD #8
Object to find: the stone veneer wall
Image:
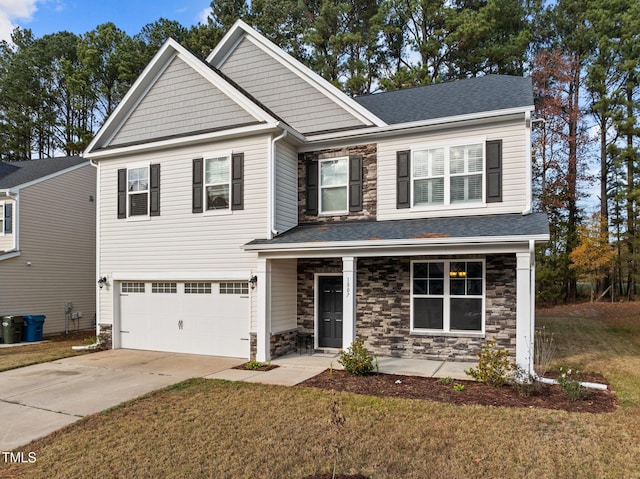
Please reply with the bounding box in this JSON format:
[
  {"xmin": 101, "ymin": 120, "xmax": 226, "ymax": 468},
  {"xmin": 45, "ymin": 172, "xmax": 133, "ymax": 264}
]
[
  {"xmin": 297, "ymin": 255, "xmax": 517, "ymax": 362},
  {"xmin": 250, "ymin": 330, "xmax": 298, "ymax": 360},
  {"xmin": 98, "ymin": 323, "xmax": 113, "ymax": 350},
  {"xmin": 298, "ymin": 143, "xmax": 377, "ymax": 223}
]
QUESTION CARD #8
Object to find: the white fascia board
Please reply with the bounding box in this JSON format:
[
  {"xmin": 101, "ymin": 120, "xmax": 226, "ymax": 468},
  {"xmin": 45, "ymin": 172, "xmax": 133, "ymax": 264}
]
[
  {"xmin": 301, "ymin": 107, "xmax": 534, "ymax": 147},
  {"xmin": 85, "ymin": 38, "xmax": 279, "ymax": 156},
  {"xmin": 85, "ymin": 123, "xmax": 280, "ymax": 160},
  {"xmin": 244, "ymin": 234, "xmax": 550, "ymax": 254},
  {"xmin": 111, "ymin": 271, "xmax": 253, "ymax": 281},
  {"xmin": 6, "ymin": 162, "xmax": 89, "ymax": 192},
  {"xmin": 249, "ymin": 241, "xmax": 539, "ymax": 260},
  {"xmin": 207, "ymin": 20, "xmax": 386, "ymax": 128},
  {"xmin": 0, "ymin": 250, "xmax": 20, "ymax": 261}
]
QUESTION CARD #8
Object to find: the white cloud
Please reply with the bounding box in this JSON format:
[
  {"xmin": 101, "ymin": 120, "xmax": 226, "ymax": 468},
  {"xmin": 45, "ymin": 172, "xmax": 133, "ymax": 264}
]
[
  {"xmin": 0, "ymin": 0, "xmax": 38, "ymax": 42},
  {"xmin": 197, "ymin": 6, "xmax": 212, "ymax": 25}
]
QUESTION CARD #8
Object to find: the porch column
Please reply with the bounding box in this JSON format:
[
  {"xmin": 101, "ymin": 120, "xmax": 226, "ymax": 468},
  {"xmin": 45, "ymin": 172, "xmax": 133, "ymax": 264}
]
[
  {"xmin": 342, "ymin": 256, "xmax": 357, "ymax": 350},
  {"xmin": 256, "ymin": 258, "xmax": 271, "ymax": 362},
  {"xmin": 515, "ymin": 251, "xmax": 534, "ymax": 373}
]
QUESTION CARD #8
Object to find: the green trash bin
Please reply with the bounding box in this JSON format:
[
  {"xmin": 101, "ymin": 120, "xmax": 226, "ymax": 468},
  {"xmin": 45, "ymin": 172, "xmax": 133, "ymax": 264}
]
[{"xmin": 1, "ymin": 315, "xmax": 24, "ymax": 344}]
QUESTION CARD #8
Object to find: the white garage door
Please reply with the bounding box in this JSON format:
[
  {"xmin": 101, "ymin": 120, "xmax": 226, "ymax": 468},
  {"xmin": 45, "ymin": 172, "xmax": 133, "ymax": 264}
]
[{"xmin": 119, "ymin": 281, "xmax": 250, "ymax": 358}]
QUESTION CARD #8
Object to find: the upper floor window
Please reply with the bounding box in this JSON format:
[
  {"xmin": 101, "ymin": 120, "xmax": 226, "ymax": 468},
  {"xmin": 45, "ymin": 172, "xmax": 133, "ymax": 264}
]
[
  {"xmin": 412, "ymin": 143, "xmax": 483, "ymax": 207},
  {"xmin": 117, "ymin": 164, "xmax": 160, "ymax": 219},
  {"xmin": 205, "ymin": 155, "xmax": 231, "ymax": 211},
  {"xmin": 0, "ymin": 202, "xmax": 4, "ymax": 235},
  {"xmin": 397, "ymin": 139, "xmax": 502, "ymax": 209},
  {"xmin": 320, "ymin": 157, "xmax": 348, "ymax": 214}
]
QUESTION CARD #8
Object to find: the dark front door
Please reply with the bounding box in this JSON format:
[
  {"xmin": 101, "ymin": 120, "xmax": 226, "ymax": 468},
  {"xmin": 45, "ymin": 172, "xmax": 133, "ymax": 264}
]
[{"xmin": 318, "ymin": 275, "xmax": 343, "ymax": 348}]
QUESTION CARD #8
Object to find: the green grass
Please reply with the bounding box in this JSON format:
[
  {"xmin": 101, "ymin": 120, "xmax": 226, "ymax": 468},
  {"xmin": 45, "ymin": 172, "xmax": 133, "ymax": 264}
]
[
  {"xmin": 2, "ymin": 304, "xmax": 640, "ymax": 478},
  {"xmin": 0, "ymin": 331, "xmax": 96, "ymax": 372}
]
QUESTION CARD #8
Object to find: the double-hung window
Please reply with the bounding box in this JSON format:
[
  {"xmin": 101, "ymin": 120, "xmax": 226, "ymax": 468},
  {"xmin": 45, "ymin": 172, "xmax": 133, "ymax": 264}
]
[
  {"xmin": 319, "ymin": 157, "xmax": 349, "ymax": 214},
  {"xmin": 412, "ymin": 142, "xmax": 484, "ymax": 207},
  {"xmin": 0, "ymin": 202, "xmax": 4, "ymax": 235},
  {"xmin": 412, "ymin": 260, "xmax": 484, "ymax": 333},
  {"xmin": 127, "ymin": 166, "xmax": 149, "ymax": 216},
  {"xmin": 205, "ymin": 154, "xmax": 231, "ymax": 211}
]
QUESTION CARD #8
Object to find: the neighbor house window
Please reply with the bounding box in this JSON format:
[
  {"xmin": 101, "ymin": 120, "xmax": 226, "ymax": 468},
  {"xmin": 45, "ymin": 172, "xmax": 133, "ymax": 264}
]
[
  {"xmin": 319, "ymin": 157, "xmax": 348, "ymax": 213},
  {"xmin": 412, "ymin": 260, "xmax": 484, "ymax": 333},
  {"xmin": 128, "ymin": 166, "xmax": 149, "ymax": 216},
  {"xmin": 0, "ymin": 203, "xmax": 4, "ymax": 235},
  {"xmin": 413, "ymin": 143, "xmax": 483, "ymax": 207},
  {"xmin": 205, "ymin": 155, "xmax": 230, "ymax": 211}
]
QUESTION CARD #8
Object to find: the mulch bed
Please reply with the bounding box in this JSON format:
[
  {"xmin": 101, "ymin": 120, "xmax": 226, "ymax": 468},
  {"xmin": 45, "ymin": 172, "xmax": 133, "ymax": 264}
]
[
  {"xmin": 298, "ymin": 370, "xmax": 618, "ymax": 413},
  {"xmin": 232, "ymin": 362, "xmax": 280, "ymax": 372}
]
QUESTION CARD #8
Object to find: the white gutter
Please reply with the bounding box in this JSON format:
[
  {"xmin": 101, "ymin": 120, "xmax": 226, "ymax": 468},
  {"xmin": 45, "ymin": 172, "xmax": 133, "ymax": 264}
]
[
  {"xmin": 269, "ymin": 129, "xmax": 288, "ymax": 239},
  {"xmin": 243, "ymin": 234, "xmax": 551, "ymax": 252},
  {"xmin": 88, "ymin": 158, "xmax": 101, "ymax": 347}
]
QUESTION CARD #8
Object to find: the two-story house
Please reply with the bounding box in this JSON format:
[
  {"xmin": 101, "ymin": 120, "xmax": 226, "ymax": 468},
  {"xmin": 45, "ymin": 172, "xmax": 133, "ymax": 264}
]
[{"xmin": 84, "ymin": 20, "xmax": 548, "ymax": 372}]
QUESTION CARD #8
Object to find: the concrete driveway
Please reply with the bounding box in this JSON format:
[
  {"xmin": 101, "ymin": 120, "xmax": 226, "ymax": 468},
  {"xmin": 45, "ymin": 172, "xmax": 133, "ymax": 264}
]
[{"xmin": 0, "ymin": 350, "xmax": 244, "ymax": 451}]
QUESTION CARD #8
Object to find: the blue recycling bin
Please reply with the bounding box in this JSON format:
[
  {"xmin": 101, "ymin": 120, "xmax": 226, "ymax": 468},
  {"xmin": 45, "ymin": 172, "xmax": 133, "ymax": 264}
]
[{"xmin": 23, "ymin": 315, "xmax": 45, "ymax": 342}]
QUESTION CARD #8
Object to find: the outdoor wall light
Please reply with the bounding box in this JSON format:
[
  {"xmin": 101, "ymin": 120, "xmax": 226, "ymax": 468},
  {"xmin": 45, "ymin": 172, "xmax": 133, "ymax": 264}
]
[
  {"xmin": 97, "ymin": 276, "xmax": 108, "ymax": 289},
  {"xmin": 249, "ymin": 275, "xmax": 258, "ymax": 289}
]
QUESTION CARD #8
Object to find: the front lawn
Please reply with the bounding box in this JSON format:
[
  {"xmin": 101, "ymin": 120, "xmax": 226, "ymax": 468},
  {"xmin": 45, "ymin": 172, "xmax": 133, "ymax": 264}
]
[
  {"xmin": 0, "ymin": 331, "xmax": 96, "ymax": 372},
  {"xmin": 2, "ymin": 304, "xmax": 640, "ymax": 479}
]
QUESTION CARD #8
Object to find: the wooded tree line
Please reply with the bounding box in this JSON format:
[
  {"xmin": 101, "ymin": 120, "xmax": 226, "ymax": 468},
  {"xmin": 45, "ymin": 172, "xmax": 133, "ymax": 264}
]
[{"xmin": 0, "ymin": 0, "xmax": 638, "ymax": 302}]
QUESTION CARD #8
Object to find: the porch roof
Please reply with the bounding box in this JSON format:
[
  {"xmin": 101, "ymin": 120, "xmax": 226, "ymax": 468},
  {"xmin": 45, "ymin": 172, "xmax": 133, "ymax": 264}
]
[{"xmin": 245, "ymin": 213, "xmax": 549, "ymax": 252}]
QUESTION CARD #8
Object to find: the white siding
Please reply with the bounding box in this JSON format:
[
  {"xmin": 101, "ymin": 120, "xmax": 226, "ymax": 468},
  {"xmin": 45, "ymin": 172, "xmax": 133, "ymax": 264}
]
[
  {"xmin": 220, "ymin": 36, "xmax": 366, "ymax": 134},
  {"xmin": 0, "ymin": 166, "xmax": 96, "ymax": 335},
  {"xmin": 274, "ymin": 140, "xmax": 298, "ymax": 233},
  {"xmin": 0, "ymin": 199, "xmax": 15, "ymax": 251},
  {"xmin": 270, "ymin": 258, "xmax": 297, "ymax": 333},
  {"xmin": 110, "ymin": 56, "xmax": 256, "ymax": 147},
  {"xmin": 377, "ymin": 117, "xmax": 529, "ymax": 220},
  {"xmin": 98, "ymin": 134, "xmax": 271, "ymax": 328}
]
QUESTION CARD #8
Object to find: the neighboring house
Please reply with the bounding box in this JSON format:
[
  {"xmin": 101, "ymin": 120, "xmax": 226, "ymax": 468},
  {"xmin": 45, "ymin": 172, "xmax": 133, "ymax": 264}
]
[
  {"xmin": 84, "ymin": 20, "xmax": 549, "ymax": 372},
  {"xmin": 0, "ymin": 157, "xmax": 96, "ymax": 338}
]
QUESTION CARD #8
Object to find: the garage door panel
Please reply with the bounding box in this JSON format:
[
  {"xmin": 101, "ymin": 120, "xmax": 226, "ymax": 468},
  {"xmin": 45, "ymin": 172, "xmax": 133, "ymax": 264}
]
[{"xmin": 119, "ymin": 281, "xmax": 249, "ymax": 358}]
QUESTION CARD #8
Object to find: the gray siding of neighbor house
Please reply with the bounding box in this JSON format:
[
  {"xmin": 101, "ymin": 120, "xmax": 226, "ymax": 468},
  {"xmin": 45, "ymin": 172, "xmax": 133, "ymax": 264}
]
[
  {"xmin": 0, "ymin": 165, "xmax": 96, "ymax": 336},
  {"xmin": 110, "ymin": 55, "xmax": 257, "ymax": 147},
  {"xmin": 297, "ymin": 255, "xmax": 516, "ymax": 362},
  {"xmin": 218, "ymin": 36, "xmax": 367, "ymax": 134},
  {"xmin": 298, "ymin": 143, "xmax": 377, "ymax": 224}
]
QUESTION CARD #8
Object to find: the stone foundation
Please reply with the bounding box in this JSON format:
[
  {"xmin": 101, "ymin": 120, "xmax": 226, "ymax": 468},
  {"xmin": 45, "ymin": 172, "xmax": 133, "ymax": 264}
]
[
  {"xmin": 97, "ymin": 323, "xmax": 113, "ymax": 350},
  {"xmin": 270, "ymin": 329, "xmax": 297, "ymax": 358},
  {"xmin": 296, "ymin": 255, "xmax": 517, "ymax": 362}
]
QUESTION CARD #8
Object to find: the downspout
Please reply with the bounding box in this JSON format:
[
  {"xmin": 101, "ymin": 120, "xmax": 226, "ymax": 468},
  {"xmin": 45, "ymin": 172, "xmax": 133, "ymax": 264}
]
[
  {"xmin": 269, "ymin": 128, "xmax": 288, "ymax": 239},
  {"xmin": 526, "ymin": 239, "xmax": 608, "ymax": 391}
]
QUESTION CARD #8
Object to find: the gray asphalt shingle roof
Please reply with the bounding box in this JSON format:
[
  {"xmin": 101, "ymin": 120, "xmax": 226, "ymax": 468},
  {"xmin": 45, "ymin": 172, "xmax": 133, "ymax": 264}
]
[
  {"xmin": 245, "ymin": 213, "xmax": 549, "ymax": 248},
  {"xmin": 0, "ymin": 157, "xmax": 87, "ymax": 189},
  {"xmin": 354, "ymin": 75, "xmax": 533, "ymax": 124}
]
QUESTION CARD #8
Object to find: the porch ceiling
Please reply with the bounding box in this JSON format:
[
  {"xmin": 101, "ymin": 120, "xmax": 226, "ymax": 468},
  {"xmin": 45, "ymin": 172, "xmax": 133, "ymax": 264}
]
[{"xmin": 244, "ymin": 212, "xmax": 549, "ymax": 256}]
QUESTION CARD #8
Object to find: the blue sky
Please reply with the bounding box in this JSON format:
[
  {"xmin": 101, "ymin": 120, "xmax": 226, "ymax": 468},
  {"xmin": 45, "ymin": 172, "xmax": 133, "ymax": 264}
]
[{"xmin": 0, "ymin": 0, "xmax": 213, "ymax": 43}]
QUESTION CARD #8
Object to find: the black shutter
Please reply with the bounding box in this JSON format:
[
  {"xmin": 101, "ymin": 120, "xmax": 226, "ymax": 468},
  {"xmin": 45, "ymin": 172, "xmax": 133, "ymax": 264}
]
[
  {"xmin": 231, "ymin": 153, "xmax": 244, "ymax": 210},
  {"xmin": 4, "ymin": 203, "xmax": 12, "ymax": 234},
  {"xmin": 192, "ymin": 158, "xmax": 203, "ymax": 213},
  {"xmin": 117, "ymin": 168, "xmax": 127, "ymax": 219},
  {"xmin": 486, "ymin": 140, "xmax": 502, "ymax": 203},
  {"xmin": 149, "ymin": 164, "xmax": 160, "ymax": 216},
  {"xmin": 305, "ymin": 159, "xmax": 318, "ymax": 215},
  {"xmin": 349, "ymin": 155, "xmax": 363, "ymax": 212},
  {"xmin": 396, "ymin": 150, "xmax": 411, "ymax": 209}
]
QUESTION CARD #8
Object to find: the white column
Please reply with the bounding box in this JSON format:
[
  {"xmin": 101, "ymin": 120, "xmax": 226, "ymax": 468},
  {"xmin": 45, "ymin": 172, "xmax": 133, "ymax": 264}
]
[
  {"xmin": 515, "ymin": 251, "xmax": 533, "ymax": 373},
  {"xmin": 342, "ymin": 256, "xmax": 357, "ymax": 350},
  {"xmin": 256, "ymin": 258, "xmax": 271, "ymax": 362}
]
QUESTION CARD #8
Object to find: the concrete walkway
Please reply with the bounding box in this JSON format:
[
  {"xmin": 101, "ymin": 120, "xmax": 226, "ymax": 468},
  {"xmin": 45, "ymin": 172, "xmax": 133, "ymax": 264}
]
[{"xmin": 0, "ymin": 349, "xmax": 475, "ymax": 451}]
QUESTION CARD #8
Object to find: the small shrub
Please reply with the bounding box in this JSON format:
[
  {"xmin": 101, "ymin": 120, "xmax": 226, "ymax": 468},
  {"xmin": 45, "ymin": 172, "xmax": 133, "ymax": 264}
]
[
  {"xmin": 557, "ymin": 367, "xmax": 590, "ymax": 401},
  {"xmin": 534, "ymin": 326, "xmax": 556, "ymax": 378},
  {"xmin": 439, "ymin": 376, "xmax": 454, "ymax": 385},
  {"xmin": 453, "ymin": 383, "xmax": 465, "ymax": 392},
  {"xmin": 245, "ymin": 360, "xmax": 265, "ymax": 370},
  {"xmin": 338, "ymin": 339, "xmax": 375, "ymax": 375},
  {"xmin": 465, "ymin": 339, "xmax": 513, "ymax": 387},
  {"xmin": 510, "ymin": 365, "xmax": 543, "ymax": 397}
]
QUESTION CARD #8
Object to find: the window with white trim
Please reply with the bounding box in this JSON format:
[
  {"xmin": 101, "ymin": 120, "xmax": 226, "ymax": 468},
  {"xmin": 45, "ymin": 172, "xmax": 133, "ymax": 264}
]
[
  {"xmin": 205, "ymin": 155, "xmax": 230, "ymax": 211},
  {"xmin": 412, "ymin": 260, "xmax": 484, "ymax": 333},
  {"xmin": 0, "ymin": 203, "xmax": 4, "ymax": 236},
  {"xmin": 128, "ymin": 167, "xmax": 149, "ymax": 216},
  {"xmin": 413, "ymin": 143, "xmax": 483, "ymax": 207},
  {"xmin": 319, "ymin": 157, "xmax": 348, "ymax": 214}
]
